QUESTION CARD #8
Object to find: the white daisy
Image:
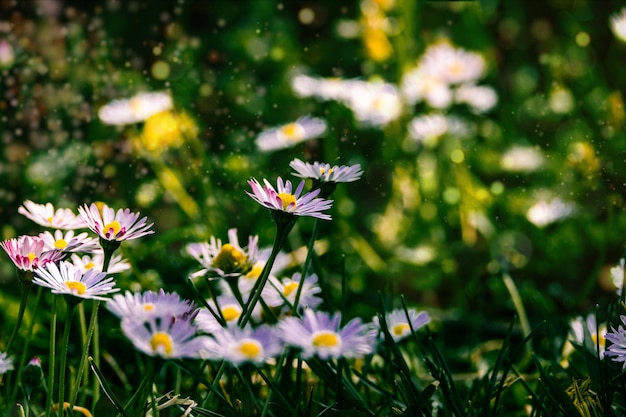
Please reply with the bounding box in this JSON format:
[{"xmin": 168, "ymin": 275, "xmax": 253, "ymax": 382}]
[
  {"xmin": 39, "ymin": 230, "xmax": 99, "ymax": 253},
  {"xmin": 69, "ymin": 252, "xmax": 131, "ymax": 274},
  {"xmin": 33, "ymin": 261, "xmax": 118, "ymax": 301},
  {"xmin": 256, "ymin": 116, "xmax": 327, "ymax": 151},
  {"xmin": 18, "ymin": 200, "xmax": 86, "ymax": 230},
  {"xmin": 610, "ymin": 8, "xmax": 626, "ymax": 43},
  {"xmin": 98, "ymin": 91, "xmax": 173, "ymax": 125}
]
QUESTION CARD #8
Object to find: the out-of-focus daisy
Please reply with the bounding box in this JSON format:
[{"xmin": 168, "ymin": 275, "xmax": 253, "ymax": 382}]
[
  {"xmin": 0, "ymin": 40, "xmax": 15, "ymax": 69},
  {"xmin": 120, "ymin": 316, "xmax": 206, "ymax": 359},
  {"xmin": 247, "ymin": 178, "xmax": 333, "ymax": 221},
  {"xmin": 69, "ymin": 252, "xmax": 130, "ymax": 274},
  {"xmin": 78, "ymin": 203, "xmax": 154, "ymax": 242},
  {"xmin": 611, "ymin": 258, "xmax": 625, "ymax": 295},
  {"xmin": 290, "ymin": 158, "xmax": 363, "ymax": 184},
  {"xmin": 278, "ymin": 309, "xmax": 375, "ymax": 360},
  {"xmin": 194, "ymin": 294, "xmax": 260, "ymax": 333},
  {"xmin": 344, "ymin": 81, "xmax": 403, "ymax": 127},
  {"xmin": 186, "ymin": 228, "xmax": 258, "ymax": 279},
  {"xmin": 1, "ymin": 235, "xmax": 64, "ymax": 272},
  {"xmin": 420, "ymin": 42, "xmax": 486, "ymax": 85},
  {"xmin": 98, "ymin": 91, "xmax": 173, "ymax": 126},
  {"xmin": 39, "ymin": 230, "xmax": 99, "ymax": 253},
  {"xmin": 33, "ymin": 261, "xmax": 118, "ymax": 301},
  {"xmin": 107, "ymin": 290, "xmax": 196, "ymax": 322},
  {"xmin": 201, "ymin": 325, "xmax": 283, "ymax": 365},
  {"xmin": 454, "ymin": 84, "xmax": 498, "ymax": 113},
  {"xmin": 564, "ymin": 315, "xmax": 606, "ymax": 361},
  {"xmin": 256, "ymin": 116, "xmax": 327, "ymax": 152},
  {"xmin": 373, "ymin": 309, "xmax": 431, "ymax": 342},
  {"xmin": 401, "ymin": 68, "xmax": 453, "ymax": 109},
  {"xmin": 0, "ymin": 352, "xmax": 13, "ymax": 375},
  {"xmin": 526, "ymin": 198, "xmax": 575, "ymax": 228},
  {"xmin": 610, "ymin": 8, "xmax": 626, "ymax": 43},
  {"xmin": 18, "ymin": 200, "xmax": 86, "ymax": 230},
  {"xmin": 408, "ymin": 114, "xmax": 470, "ymax": 145},
  {"xmin": 604, "ymin": 315, "xmax": 626, "ymax": 368},
  {"xmin": 265, "ymin": 273, "xmax": 322, "ymax": 312},
  {"xmin": 500, "ymin": 146, "xmax": 544, "ymax": 173}
]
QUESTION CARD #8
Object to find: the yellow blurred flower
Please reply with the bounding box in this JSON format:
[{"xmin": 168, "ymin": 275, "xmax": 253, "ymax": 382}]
[{"xmin": 134, "ymin": 111, "xmax": 198, "ymax": 154}]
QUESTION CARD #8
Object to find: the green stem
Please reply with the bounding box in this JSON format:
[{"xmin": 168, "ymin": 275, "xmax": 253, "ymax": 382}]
[
  {"xmin": 239, "ymin": 218, "xmax": 294, "ymax": 328},
  {"xmin": 45, "ymin": 297, "xmax": 57, "ymax": 417},
  {"xmin": 292, "ymin": 219, "xmax": 321, "ymax": 315},
  {"xmin": 501, "ymin": 271, "xmax": 531, "ymax": 359},
  {"xmin": 68, "ymin": 300, "xmax": 101, "ymax": 414},
  {"xmin": 6, "ymin": 280, "xmax": 33, "ymax": 354},
  {"xmin": 58, "ymin": 302, "xmax": 77, "ymax": 415}
]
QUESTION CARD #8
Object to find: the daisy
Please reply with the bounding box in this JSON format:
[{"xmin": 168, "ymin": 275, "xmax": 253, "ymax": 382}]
[
  {"xmin": 247, "ymin": 177, "xmax": 333, "ymax": 221},
  {"xmin": 78, "ymin": 203, "xmax": 154, "ymax": 242},
  {"xmin": 401, "ymin": 68, "xmax": 453, "ymax": 109},
  {"xmin": 265, "ymin": 273, "xmax": 322, "ymax": 312},
  {"xmin": 408, "ymin": 114, "xmax": 470, "ymax": 144},
  {"xmin": 107, "ymin": 290, "xmax": 196, "ymax": 322},
  {"xmin": 18, "ymin": 200, "xmax": 86, "ymax": 230},
  {"xmin": 278, "ymin": 309, "xmax": 375, "ymax": 360},
  {"xmin": 344, "ymin": 81, "xmax": 403, "ymax": 127},
  {"xmin": 373, "ymin": 309, "xmax": 431, "ymax": 342},
  {"xmin": 0, "ymin": 352, "xmax": 13, "ymax": 375},
  {"xmin": 256, "ymin": 116, "xmax": 327, "ymax": 152},
  {"xmin": 121, "ymin": 315, "xmax": 206, "ymax": 359},
  {"xmin": 454, "ymin": 84, "xmax": 498, "ymax": 114},
  {"xmin": 194, "ymin": 295, "xmax": 260, "ymax": 333},
  {"xmin": 186, "ymin": 228, "xmax": 259, "ymax": 279},
  {"xmin": 33, "ymin": 261, "xmax": 118, "ymax": 301},
  {"xmin": 201, "ymin": 325, "xmax": 283, "ymax": 365},
  {"xmin": 1, "ymin": 235, "xmax": 65, "ymax": 272},
  {"xmin": 500, "ymin": 146, "xmax": 544, "ymax": 173},
  {"xmin": 526, "ymin": 198, "xmax": 575, "ymax": 228},
  {"xmin": 610, "ymin": 8, "xmax": 626, "ymax": 43},
  {"xmin": 611, "ymin": 258, "xmax": 625, "ymax": 295},
  {"xmin": 69, "ymin": 252, "xmax": 130, "ymax": 274},
  {"xmin": 98, "ymin": 91, "xmax": 173, "ymax": 126},
  {"xmin": 420, "ymin": 42, "xmax": 486, "ymax": 85},
  {"xmin": 290, "ymin": 158, "xmax": 363, "ymax": 184},
  {"xmin": 39, "ymin": 230, "xmax": 99, "ymax": 253},
  {"xmin": 566, "ymin": 314, "xmax": 606, "ymax": 360},
  {"xmin": 604, "ymin": 315, "xmax": 626, "ymax": 368}
]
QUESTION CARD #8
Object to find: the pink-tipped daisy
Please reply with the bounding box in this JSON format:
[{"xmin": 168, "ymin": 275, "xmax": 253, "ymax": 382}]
[
  {"xmin": 278, "ymin": 309, "xmax": 375, "ymax": 360},
  {"xmin": 39, "ymin": 230, "xmax": 99, "ymax": 253},
  {"xmin": 69, "ymin": 252, "xmax": 130, "ymax": 274},
  {"xmin": 247, "ymin": 177, "xmax": 333, "ymax": 221},
  {"xmin": 78, "ymin": 203, "xmax": 154, "ymax": 242},
  {"xmin": 32, "ymin": 261, "xmax": 118, "ymax": 301},
  {"xmin": 290, "ymin": 158, "xmax": 363, "ymax": 184},
  {"xmin": 18, "ymin": 200, "xmax": 86, "ymax": 230},
  {"xmin": 1, "ymin": 235, "xmax": 64, "ymax": 272},
  {"xmin": 107, "ymin": 290, "xmax": 196, "ymax": 322}
]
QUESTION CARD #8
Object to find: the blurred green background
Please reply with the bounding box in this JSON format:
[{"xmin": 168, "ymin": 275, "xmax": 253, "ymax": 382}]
[{"xmin": 1, "ymin": 0, "xmax": 626, "ymax": 361}]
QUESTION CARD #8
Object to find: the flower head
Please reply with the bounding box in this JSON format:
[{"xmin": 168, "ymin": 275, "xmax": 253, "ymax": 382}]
[
  {"xmin": 33, "ymin": 261, "xmax": 118, "ymax": 301},
  {"xmin": 39, "ymin": 230, "xmax": 99, "ymax": 253},
  {"xmin": 1, "ymin": 235, "xmax": 64, "ymax": 272},
  {"xmin": 256, "ymin": 116, "xmax": 327, "ymax": 152},
  {"xmin": 18, "ymin": 200, "xmax": 86, "ymax": 230},
  {"xmin": 247, "ymin": 178, "xmax": 333, "ymax": 221},
  {"xmin": 526, "ymin": 198, "xmax": 575, "ymax": 228},
  {"xmin": 290, "ymin": 158, "xmax": 363, "ymax": 184},
  {"xmin": 564, "ymin": 314, "xmax": 606, "ymax": 361},
  {"xmin": 278, "ymin": 309, "xmax": 375, "ymax": 360},
  {"xmin": 107, "ymin": 290, "xmax": 197, "ymax": 322},
  {"xmin": 194, "ymin": 295, "xmax": 262, "ymax": 333},
  {"xmin": 121, "ymin": 315, "xmax": 206, "ymax": 359},
  {"xmin": 78, "ymin": 203, "xmax": 154, "ymax": 242},
  {"xmin": 265, "ymin": 273, "xmax": 322, "ymax": 312},
  {"xmin": 373, "ymin": 309, "xmax": 430, "ymax": 342},
  {"xmin": 610, "ymin": 8, "xmax": 626, "ymax": 43},
  {"xmin": 611, "ymin": 258, "xmax": 625, "ymax": 295},
  {"xmin": 186, "ymin": 228, "xmax": 258, "ymax": 279},
  {"xmin": 69, "ymin": 252, "xmax": 131, "ymax": 274},
  {"xmin": 604, "ymin": 315, "xmax": 626, "ymax": 368},
  {"xmin": 0, "ymin": 352, "xmax": 13, "ymax": 375},
  {"xmin": 201, "ymin": 325, "xmax": 283, "ymax": 365},
  {"xmin": 98, "ymin": 91, "xmax": 173, "ymax": 125}
]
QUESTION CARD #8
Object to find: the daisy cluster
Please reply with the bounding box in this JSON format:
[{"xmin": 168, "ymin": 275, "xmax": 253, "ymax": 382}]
[
  {"xmin": 1, "ymin": 201, "xmax": 153, "ymax": 298},
  {"xmin": 289, "ymin": 40, "xmax": 497, "ymax": 148}
]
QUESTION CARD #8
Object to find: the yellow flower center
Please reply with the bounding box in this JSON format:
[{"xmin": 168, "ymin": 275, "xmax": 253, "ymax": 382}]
[
  {"xmin": 150, "ymin": 332, "xmax": 174, "ymax": 356},
  {"xmin": 244, "ymin": 263, "xmax": 264, "ymax": 280},
  {"xmin": 312, "ymin": 331, "xmax": 341, "ymax": 348},
  {"xmin": 237, "ymin": 339, "xmax": 262, "ymax": 359},
  {"xmin": 211, "ymin": 243, "xmax": 248, "ymax": 273},
  {"xmin": 104, "ymin": 220, "xmax": 122, "ymax": 237},
  {"xmin": 279, "ymin": 123, "xmax": 305, "ymax": 140},
  {"xmin": 129, "ymin": 97, "xmax": 147, "ymax": 115},
  {"xmin": 27, "ymin": 252, "xmax": 37, "ymax": 264},
  {"xmin": 319, "ymin": 167, "xmax": 333, "ymax": 175},
  {"xmin": 222, "ymin": 305, "xmax": 241, "ymax": 322},
  {"xmin": 392, "ymin": 323, "xmax": 410, "ymax": 337},
  {"xmin": 277, "ymin": 193, "xmax": 297, "ymax": 210},
  {"xmin": 84, "ymin": 262, "xmax": 95, "ymax": 270},
  {"xmin": 65, "ymin": 281, "xmax": 87, "ymax": 295},
  {"xmin": 283, "ymin": 281, "xmax": 299, "ymax": 297},
  {"xmin": 143, "ymin": 303, "xmax": 155, "ymax": 312},
  {"xmin": 54, "ymin": 239, "xmax": 68, "ymax": 249},
  {"xmin": 47, "ymin": 216, "xmax": 54, "ymax": 224}
]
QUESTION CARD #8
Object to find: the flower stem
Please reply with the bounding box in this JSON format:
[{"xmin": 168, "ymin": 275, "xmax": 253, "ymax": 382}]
[
  {"xmin": 6, "ymin": 280, "xmax": 32, "ymax": 354},
  {"xmin": 239, "ymin": 218, "xmax": 294, "ymax": 328},
  {"xmin": 292, "ymin": 219, "xmax": 321, "ymax": 315},
  {"xmin": 45, "ymin": 297, "xmax": 57, "ymax": 417},
  {"xmin": 58, "ymin": 302, "xmax": 77, "ymax": 414}
]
